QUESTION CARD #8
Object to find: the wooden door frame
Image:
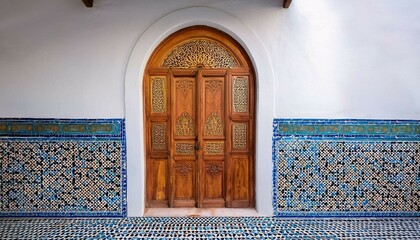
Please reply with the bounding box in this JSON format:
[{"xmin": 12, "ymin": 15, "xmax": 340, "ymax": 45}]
[
  {"xmin": 125, "ymin": 7, "xmax": 277, "ymax": 216},
  {"xmin": 143, "ymin": 26, "xmax": 255, "ymax": 208}
]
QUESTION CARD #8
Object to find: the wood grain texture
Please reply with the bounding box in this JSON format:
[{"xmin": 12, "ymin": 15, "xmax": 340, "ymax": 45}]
[{"xmin": 144, "ymin": 26, "xmax": 255, "ymax": 209}]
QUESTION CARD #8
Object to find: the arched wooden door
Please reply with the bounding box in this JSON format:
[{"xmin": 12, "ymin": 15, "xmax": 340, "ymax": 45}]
[{"xmin": 144, "ymin": 26, "xmax": 255, "ymax": 208}]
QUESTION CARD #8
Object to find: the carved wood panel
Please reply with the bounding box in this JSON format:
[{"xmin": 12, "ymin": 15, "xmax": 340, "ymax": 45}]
[
  {"xmin": 203, "ymin": 77, "xmax": 224, "ymax": 137},
  {"xmin": 152, "ymin": 123, "xmax": 166, "ymax": 151},
  {"xmin": 232, "ymin": 77, "xmax": 249, "ymax": 113},
  {"xmin": 229, "ymin": 73, "xmax": 254, "ymax": 208},
  {"xmin": 150, "ymin": 77, "xmax": 166, "ymax": 113},
  {"xmin": 146, "ymin": 75, "xmax": 170, "ymax": 207},
  {"xmin": 175, "ymin": 112, "xmax": 194, "ymax": 136},
  {"xmin": 175, "ymin": 142, "xmax": 195, "ymax": 155},
  {"xmin": 205, "ymin": 79, "xmax": 223, "ymax": 95},
  {"xmin": 204, "ymin": 142, "xmax": 224, "ymax": 155},
  {"xmin": 204, "ymin": 162, "xmax": 224, "ymax": 199},
  {"xmin": 200, "ymin": 76, "xmax": 226, "ymax": 207},
  {"xmin": 145, "ymin": 27, "xmax": 254, "ymax": 209},
  {"xmin": 173, "ymin": 161, "xmax": 195, "ymax": 207},
  {"xmin": 204, "ymin": 112, "xmax": 223, "ymax": 136},
  {"xmin": 162, "ymin": 40, "xmax": 238, "ymax": 68},
  {"xmin": 171, "ymin": 76, "xmax": 197, "ymax": 206},
  {"xmin": 174, "ymin": 78, "xmax": 195, "ymax": 137},
  {"xmin": 233, "ymin": 123, "xmax": 247, "ymax": 150},
  {"xmin": 175, "ymin": 162, "xmax": 193, "ymax": 176}
]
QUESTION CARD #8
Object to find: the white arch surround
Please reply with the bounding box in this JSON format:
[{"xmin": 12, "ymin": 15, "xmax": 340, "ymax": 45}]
[{"xmin": 124, "ymin": 7, "xmax": 275, "ymax": 216}]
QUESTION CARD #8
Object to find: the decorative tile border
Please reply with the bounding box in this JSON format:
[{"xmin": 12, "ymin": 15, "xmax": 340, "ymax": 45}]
[
  {"xmin": 0, "ymin": 119, "xmax": 122, "ymax": 137},
  {"xmin": 274, "ymin": 119, "xmax": 420, "ymax": 140},
  {"xmin": 272, "ymin": 119, "xmax": 420, "ymax": 217},
  {"xmin": 0, "ymin": 118, "xmax": 126, "ymax": 218}
]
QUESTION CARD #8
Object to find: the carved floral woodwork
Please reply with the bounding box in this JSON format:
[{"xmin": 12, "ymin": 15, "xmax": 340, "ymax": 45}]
[
  {"xmin": 233, "ymin": 123, "xmax": 247, "ymax": 150},
  {"xmin": 175, "ymin": 112, "xmax": 194, "ymax": 136},
  {"xmin": 205, "ymin": 163, "xmax": 223, "ymax": 177},
  {"xmin": 175, "ymin": 163, "xmax": 193, "ymax": 176},
  {"xmin": 151, "ymin": 77, "xmax": 165, "ymax": 113},
  {"xmin": 205, "ymin": 80, "xmax": 223, "ymax": 95},
  {"xmin": 175, "ymin": 143, "xmax": 195, "ymax": 155},
  {"xmin": 176, "ymin": 79, "xmax": 194, "ymax": 95},
  {"xmin": 205, "ymin": 142, "xmax": 224, "ymax": 155},
  {"xmin": 204, "ymin": 112, "xmax": 223, "ymax": 136},
  {"xmin": 152, "ymin": 123, "xmax": 166, "ymax": 150},
  {"xmin": 233, "ymin": 77, "xmax": 248, "ymax": 113},
  {"xmin": 162, "ymin": 40, "xmax": 238, "ymax": 68}
]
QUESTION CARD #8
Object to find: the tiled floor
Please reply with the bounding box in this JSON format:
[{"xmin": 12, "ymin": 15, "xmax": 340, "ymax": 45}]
[
  {"xmin": 144, "ymin": 208, "xmax": 259, "ymax": 217},
  {"xmin": 1, "ymin": 217, "xmax": 419, "ymax": 239}
]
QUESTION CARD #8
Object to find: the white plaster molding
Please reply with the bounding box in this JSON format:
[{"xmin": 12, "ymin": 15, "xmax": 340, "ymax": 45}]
[{"xmin": 124, "ymin": 6, "xmax": 275, "ymax": 216}]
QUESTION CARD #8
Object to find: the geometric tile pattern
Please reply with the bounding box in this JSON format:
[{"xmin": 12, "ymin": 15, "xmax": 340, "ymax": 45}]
[
  {"xmin": 274, "ymin": 140, "xmax": 420, "ymax": 216},
  {"xmin": 273, "ymin": 119, "xmax": 420, "ymax": 217},
  {"xmin": 0, "ymin": 119, "xmax": 126, "ymax": 217},
  {"xmin": 1, "ymin": 217, "xmax": 419, "ymax": 239},
  {"xmin": 0, "ymin": 118, "xmax": 122, "ymax": 137},
  {"xmin": 274, "ymin": 119, "xmax": 420, "ymax": 139}
]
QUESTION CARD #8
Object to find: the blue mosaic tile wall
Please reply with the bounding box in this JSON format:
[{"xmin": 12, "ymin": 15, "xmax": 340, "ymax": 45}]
[
  {"xmin": 0, "ymin": 119, "xmax": 127, "ymax": 217},
  {"xmin": 272, "ymin": 119, "xmax": 420, "ymax": 217}
]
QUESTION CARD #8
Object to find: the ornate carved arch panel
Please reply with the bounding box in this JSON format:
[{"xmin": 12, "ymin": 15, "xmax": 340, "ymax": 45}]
[
  {"xmin": 147, "ymin": 27, "xmax": 251, "ymax": 69},
  {"xmin": 162, "ymin": 39, "xmax": 238, "ymax": 68},
  {"xmin": 145, "ymin": 26, "xmax": 255, "ymax": 209}
]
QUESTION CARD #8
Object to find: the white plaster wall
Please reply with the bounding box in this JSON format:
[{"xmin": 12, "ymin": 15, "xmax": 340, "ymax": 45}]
[
  {"xmin": 1, "ymin": 0, "xmax": 420, "ymax": 216},
  {"xmin": 274, "ymin": 1, "xmax": 420, "ymax": 119},
  {"xmin": 1, "ymin": 0, "xmax": 419, "ymax": 118}
]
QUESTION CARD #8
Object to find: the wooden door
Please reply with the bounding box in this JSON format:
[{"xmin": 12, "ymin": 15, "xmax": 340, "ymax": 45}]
[
  {"xmin": 145, "ymin": 26, "xmax": 254, "ymax": 208},
  {"xmin": 171, "ymin": 71, "xmax": 197, "ymax": 207}
]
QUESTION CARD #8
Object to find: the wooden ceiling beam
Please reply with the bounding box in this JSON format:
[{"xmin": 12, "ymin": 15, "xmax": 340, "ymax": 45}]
[
  {"xmin": 81, "ymin": 0, "xmax": 290, "ymax": 9},
  {"xmin": 82, "ymin": 0, "xmax": 93, "ymax": 8},
  {"xmin": 283, "ymin": 0, "xmax": 292, "ymax": 8}
]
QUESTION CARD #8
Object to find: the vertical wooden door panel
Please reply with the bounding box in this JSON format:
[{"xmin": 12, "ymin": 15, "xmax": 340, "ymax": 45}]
[
  {"xmin": 172, "ymin": 76, "xmax": 197, "ymax": 207},
  {"xmin": 204, "ymin": 162, "xmax": 224, "ymax": 198},
  {"xmin": 174, "ymin": 161, "xmax": 196, "ymax": 200},
  {"xmin": 231, "ymin": 156, "xmax": 250, "ymax": 207},
  {"xmin": 203, "ymin": 160, "xmax": 225, "ymax": 207},
  {"xmin": 228, "ymin": 71, "xmax": 254, "ymax": 208},
  {"xmin": 200, "ymin": 75, "xmax": 226, "ymax": 207},
  {"xmin": 173, "ymin": 77, "xmax": 196, "ymax": 139},
  {"xmin": 146, "ymin": 74, "xmax": 170, "ymax": 207},
  {"xmin": 203, "ymin": 77, "xmax": 225, "ymax": 138},
  {"xmin": 152, "ymin": 159, "xmax": 167, "ymax": 201}
]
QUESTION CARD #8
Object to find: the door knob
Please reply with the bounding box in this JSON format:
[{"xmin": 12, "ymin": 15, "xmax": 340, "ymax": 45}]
[{"xmin": 195, "ymin": 141, "xmax": 201, "ymax": 150}]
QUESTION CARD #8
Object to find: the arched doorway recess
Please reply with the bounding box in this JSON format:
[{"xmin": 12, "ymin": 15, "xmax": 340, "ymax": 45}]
[{"xmin": 144, "ymin": 26, "xmax": 255, "ymax": 208}]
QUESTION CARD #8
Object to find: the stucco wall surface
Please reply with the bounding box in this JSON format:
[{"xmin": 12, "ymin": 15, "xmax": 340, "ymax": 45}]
[
  {"xmin": 1, "ymin": 0, "xmax": 419, "ymax": 119},
  {"xmin": 1, "ymin": 0, "xmax": 419, "ymax": 216}
]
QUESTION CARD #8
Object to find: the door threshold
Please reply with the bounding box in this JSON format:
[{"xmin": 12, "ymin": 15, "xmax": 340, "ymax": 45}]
[{"xmin": 144, "ymin": 208, "xmax": 259, "ymax": 217}]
